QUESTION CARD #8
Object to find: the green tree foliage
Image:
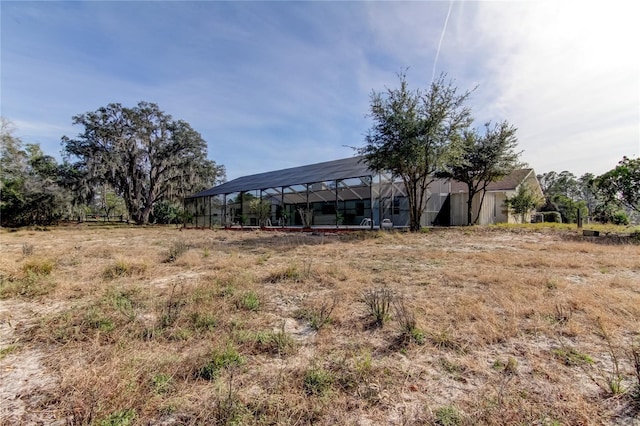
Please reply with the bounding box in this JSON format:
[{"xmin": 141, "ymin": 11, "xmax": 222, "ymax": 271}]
[
  {"xmin": 537, "ymin": 170, "xmax": 591, "ymax": 223},
  {"xmin": 1, "ymin": 119, "xmax": 70, "ymax": 227},
  {"xmin": 591, "ymin": 202, "xmax": 629, "ymax": 225},
  {"xmin": 555, "ymin": 196, "xmax": 588, "ymax": 224},
  {"xmin": 594, "ymin": 156, "xmax": 640, "ymax": 214},
  {"xmin": 504, "ymin": 184, "xmax": 543, "ymax": 223},
  {"xmin": 359, "ymin": 72, "xmax": 473, "ymax": 231},
  {"xmin": 151, "ymin": 200, "xmax": 183, "ymax": 224},
  {"xmin": 249, "ymin": 198, "xmax": 272, "ymax": 227},
  {"xmin": 578, "ymin": 173, "xmax": 597, "ymax": 215},
  {"xmin": 439, "ymin": 121, "xmax": 522, "ymax": 225},
  {"xmin": 538, "ymin": 171, "xmax": 580, "ymax": 200},
  {"xmin": 96, "ymin": 184, "xmax": 127, "ymax": 221},
  {"xmin": 61, "ymin": 102, "xmax": 225, "ymax": 225}
]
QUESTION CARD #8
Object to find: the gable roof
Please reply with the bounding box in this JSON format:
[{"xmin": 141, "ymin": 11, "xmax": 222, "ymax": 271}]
[
  {"xmin": 188, "ymin": 156, "xmax": 373, "ymax": 198},
  {"xmin": 449, "ymin": 169, "xmax": 536, "ymax": 193}
]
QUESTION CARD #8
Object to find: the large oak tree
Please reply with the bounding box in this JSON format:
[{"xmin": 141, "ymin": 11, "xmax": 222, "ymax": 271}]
[{"xmin": 62, "ymin": 102, "xmax": 224, "ymax": 225}]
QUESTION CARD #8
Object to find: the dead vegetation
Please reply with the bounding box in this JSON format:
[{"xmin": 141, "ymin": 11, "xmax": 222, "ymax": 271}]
[{"xmin": 1, "ymin": 225, "xmax": 639, "ymax": 425}]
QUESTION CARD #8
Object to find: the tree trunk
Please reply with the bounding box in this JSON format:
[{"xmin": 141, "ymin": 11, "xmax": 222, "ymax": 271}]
[
  {"xmin": 140, "ymin": 204, "xmax": 153, "ymax": 225},
  {"xmin": 466, "ymin": 191, "xmax": 474, "ymax": 226},
  {"xmin": 408, "ymin": 181, "xmax": 421, "ymax": 232},
  {"xmin": 473, "ymin": 188, "xmax": 488, "ymax": 225}
]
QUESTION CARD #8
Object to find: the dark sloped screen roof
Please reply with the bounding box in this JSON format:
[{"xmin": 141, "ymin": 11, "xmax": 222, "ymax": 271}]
[{"xmin": 189, "ymin": 156, "xmax": 373, "ymax": 198}]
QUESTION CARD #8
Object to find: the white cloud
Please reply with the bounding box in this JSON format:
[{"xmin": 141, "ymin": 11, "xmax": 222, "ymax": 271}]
[{"xmin": 462, "ymin": 1, "xmax": 640, "ymax": 175}]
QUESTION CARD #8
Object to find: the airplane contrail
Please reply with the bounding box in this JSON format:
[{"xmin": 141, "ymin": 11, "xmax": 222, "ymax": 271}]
[{"xmin": 432, "ymin": 0, "xmax": 454, "ymax": 84}]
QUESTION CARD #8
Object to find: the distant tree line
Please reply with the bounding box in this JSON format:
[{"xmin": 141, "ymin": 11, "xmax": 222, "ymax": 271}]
[
  {"xmin": 1, "ymin": 102, "xmax": 225, "ymax": 227},
  {"xmin": 538, "ymin": 158, "xmax": 639, "ymax": 225}
]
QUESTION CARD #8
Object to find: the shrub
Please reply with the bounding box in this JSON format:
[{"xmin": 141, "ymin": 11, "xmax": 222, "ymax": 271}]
[
  {"xmin": 22, "ymin": 242, "xmax": 34, "ymax": 256},
  {"xmin": 394, "ymin": 296, "xmax": 425, "ymax": 345},
  {"xmin": 611, "ymin": 211, "xmax": 630, "ymax": 225},
  {"xmin": 542, "ymin": 211, "xmax": 562, "ymax": 223},
  {"xmin": 164, "ymin": 240, "xmax": 189, "ymax": 263},
  {"xmin": 297, "ymin": 296, "xmax": 338, "ymax": 331},
  {"xmin": 363, "ymin": 287, "xmax": 395, "ymax": 327}
]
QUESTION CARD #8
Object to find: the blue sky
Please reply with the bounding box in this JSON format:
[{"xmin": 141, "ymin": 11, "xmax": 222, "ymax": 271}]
[{"xmin": 2, "ymin": 1, "xmax": 638, "ymax": 181}]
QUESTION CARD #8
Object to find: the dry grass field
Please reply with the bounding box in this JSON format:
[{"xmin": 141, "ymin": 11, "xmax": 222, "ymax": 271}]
[{"xmin": 1, "ymin": 224, "xmax": 639, "ymax": 425}]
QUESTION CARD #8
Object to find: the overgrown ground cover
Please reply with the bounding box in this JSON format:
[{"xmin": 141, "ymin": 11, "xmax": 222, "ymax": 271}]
[{"xmin": 1, "ymin": 225, "xmax": 639, "ymax": 425}]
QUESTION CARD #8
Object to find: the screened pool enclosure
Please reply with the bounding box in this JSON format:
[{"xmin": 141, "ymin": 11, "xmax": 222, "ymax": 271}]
[{"xmin": 184, "ymin": 157, "xmax": 451, "ymax": 229}]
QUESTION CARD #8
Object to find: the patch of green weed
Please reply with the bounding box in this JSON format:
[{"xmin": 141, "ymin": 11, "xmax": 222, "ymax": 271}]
[
  {"xmin": 303, "ymin": 365, "xmax": 333, "ymax": 396},
  {"xmin": 98, "ymin": 409, "xmax": 136, "ymax": 426},
  {"xmin": 253, "ymin": 328, "xmax": 296, "ymax": 356},
  {"xmin": 435, "ymin": 405, "xmax": 463, "ymax": 426},
  {"xmin": 198, "ymin": 346, "xmax": 244, "ymax": 380},
  {"xmin": 190, "ymin": 311, "xmax": 218, "ymax": 332},
  {"xmin": 552, "ymin": 347, "xmax": 593, "ymax": 366},
  {"xmin": 236, "ymin": 291, "xmax": 260, "ymax": 311},
  {"xmin": 0, "ymin": 345, "xmax": 19, "ymax": 360},
  {"xmin": 152, "ymin": 373, "xmax": 173, "ymax": 394}
]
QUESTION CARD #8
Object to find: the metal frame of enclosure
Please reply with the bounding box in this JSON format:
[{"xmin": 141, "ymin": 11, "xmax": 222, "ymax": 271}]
[{"xmin": 184, "ymin": 157, "xmax": 451, "ymax": 229}]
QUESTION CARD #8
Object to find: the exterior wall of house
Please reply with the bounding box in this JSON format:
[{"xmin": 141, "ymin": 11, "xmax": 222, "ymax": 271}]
[
  {"xmin": 450, "ymin": 191, "xmax": 498, "ymax": 225},
  {"xmin": 450, "ymin": 192, "xmax": 466, "ymax": 225},
  {"xmin": 494, "ymin": 192, "xmax": 510, "ymax": 223},
  {"xmin": 451, "ymin": 190, "xmax": 531, "ymax": 225},
  {"xmin": 475, "ymin": 192, "xmax": 496, "ymax": 225}
]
